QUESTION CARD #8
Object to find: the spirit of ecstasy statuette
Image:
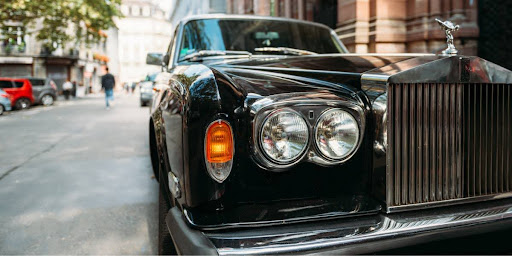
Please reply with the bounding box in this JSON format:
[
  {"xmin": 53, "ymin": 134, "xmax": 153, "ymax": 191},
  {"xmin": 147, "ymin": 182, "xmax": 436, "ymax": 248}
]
[{"xmin": 435, "ymin": 18, "xmax": 460, "ymax": 55}]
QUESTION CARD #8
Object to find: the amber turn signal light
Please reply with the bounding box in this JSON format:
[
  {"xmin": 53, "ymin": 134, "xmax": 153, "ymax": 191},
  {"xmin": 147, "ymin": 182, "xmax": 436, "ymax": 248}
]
[{"xmin": 205, "ymin": 120, "xmax": 233, "ymax": 163}]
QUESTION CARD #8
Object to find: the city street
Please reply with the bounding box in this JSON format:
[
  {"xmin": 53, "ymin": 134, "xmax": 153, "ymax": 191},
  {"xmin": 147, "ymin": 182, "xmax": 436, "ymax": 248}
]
[{"xmin": 0, "ymin": 93, "xmax": 158, "ymax": 254}]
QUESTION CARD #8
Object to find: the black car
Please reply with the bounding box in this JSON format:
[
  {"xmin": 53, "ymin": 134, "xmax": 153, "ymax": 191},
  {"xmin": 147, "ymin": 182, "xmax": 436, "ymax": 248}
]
[{"xmin": 147, "ymin": 14, "xmax": 512, "ymax": 255}]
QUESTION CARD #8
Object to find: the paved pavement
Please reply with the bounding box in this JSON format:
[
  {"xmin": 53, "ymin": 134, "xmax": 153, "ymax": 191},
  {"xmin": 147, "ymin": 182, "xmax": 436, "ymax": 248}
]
[{"xmin": 0, "ymin": 93, "xmax": 158, "ymax": 254}]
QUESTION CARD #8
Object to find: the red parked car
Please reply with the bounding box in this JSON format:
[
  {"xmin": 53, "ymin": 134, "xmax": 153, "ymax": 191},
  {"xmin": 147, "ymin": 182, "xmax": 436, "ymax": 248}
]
[{"xmin": 0, "ymin": 78, "xmax": 34, "ymax": 110}]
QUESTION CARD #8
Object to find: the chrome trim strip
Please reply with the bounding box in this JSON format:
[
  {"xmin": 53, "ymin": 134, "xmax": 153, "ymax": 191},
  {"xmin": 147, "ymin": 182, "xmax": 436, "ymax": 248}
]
[{"xmin": 212, "ymin": 201, "xmax": 512, "ymax": 255}]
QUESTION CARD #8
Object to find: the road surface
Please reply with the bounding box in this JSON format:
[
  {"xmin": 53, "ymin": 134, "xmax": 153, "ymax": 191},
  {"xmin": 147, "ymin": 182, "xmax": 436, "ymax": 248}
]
[{"xmin": 0, "ymin": 93, "xmax": 158, "ymax": 254}]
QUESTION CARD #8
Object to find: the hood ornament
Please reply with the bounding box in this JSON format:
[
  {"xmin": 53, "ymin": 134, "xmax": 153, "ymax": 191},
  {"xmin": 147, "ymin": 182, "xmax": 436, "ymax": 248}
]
[{"xmin": 436, "ymin": 19, "xmax": 460, "ymax": 55}]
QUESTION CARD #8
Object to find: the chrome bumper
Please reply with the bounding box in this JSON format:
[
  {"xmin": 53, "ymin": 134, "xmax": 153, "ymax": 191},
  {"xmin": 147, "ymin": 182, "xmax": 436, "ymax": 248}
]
[{"xmin": 166, "ymin": 199, "xmax": 512, "ymax": 255}]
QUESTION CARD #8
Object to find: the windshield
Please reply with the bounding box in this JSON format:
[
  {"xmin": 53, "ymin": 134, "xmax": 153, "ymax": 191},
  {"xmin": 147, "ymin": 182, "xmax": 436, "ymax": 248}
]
[{"xmin": 178, "ymin": 19, "xmax": 345, "ymax": 61}]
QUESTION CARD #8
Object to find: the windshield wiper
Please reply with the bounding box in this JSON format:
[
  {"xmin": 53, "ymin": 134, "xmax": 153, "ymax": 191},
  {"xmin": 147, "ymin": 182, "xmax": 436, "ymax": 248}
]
[
  {"xmin": 180, "ymin": 50, "xmax": 252, "ymax": 62},
  {"xmin": 254, "ymin": 47, "xmax": 317, "ymax": 56}
]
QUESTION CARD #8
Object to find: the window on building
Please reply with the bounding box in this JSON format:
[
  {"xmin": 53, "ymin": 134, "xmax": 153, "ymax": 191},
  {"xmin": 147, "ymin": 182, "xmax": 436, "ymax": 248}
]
[
  {"xmin": 131, "ymin": 5, "xmax": 140, "ymax": 16},
  {"xmin": 143, "ymin": 6, "xmax": 151, "ymax": 16},
  {"xmin": 244, "ymin": 0, "xmax": 254, "ymax": 14},
  {"xmin": 278, "ymin": 0, "xmax": 285, "ymax": 17},
  {"xmin": 1, "ymin": 26, "xmax": 26, "ymax": 53},
  {"xmin": 121, "ymin": 5, "xmax": 129, "ymax": 16}
]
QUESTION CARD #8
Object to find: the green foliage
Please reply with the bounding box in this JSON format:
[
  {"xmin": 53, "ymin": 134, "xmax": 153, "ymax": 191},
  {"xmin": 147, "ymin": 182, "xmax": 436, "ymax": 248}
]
[{"xmin": 0, "ymin": 0, "xmax": 123, "ymax": 53}]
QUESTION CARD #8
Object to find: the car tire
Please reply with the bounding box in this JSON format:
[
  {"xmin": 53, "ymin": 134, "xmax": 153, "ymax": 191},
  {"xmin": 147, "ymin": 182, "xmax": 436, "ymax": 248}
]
[
  {"xmin": 41, "ymin": 94, "xmax": 55, "ymax": 106},
  {"xmin": 158, "ymin": 163, "xmax": 177, "ymax": 255},
  {"xmin": 15, "ymin": 98, "xmax": 31, "ymax": 110},
  {"xmin": 0, "ymin": 105, "xmax": 4, "ymax": 115}
]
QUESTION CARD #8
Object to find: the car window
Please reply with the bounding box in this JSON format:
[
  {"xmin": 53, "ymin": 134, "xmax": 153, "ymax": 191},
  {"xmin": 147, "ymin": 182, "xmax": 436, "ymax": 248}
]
[
  {"xmin": 0, "ymin": 80, "xmax": 14, "ymax": 89},
  {"xmin": 29, "ymin": 79, "xmax": 45, "ymax": 86},
  {"xmin": 14, "ymin": 81, "xmax": 24, "ymax": 88},
  {"xmin": 178, "ymin": 19, "xmax": 344, "ymax": 60},
  {"xmin": 167, "ymin": 26, "xmax": 180, "ymax": 67}
]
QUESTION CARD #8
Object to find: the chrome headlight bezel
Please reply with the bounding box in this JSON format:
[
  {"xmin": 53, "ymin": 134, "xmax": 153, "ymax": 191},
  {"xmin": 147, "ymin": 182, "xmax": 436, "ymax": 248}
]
[
  {"xmin": 258, "ymin": 108, "xmax": 310, "ymax": 165},
  {"xmin": 251, "ymin": 95, "xmax": 366, "ymax": 171},
  {"xmin": 314, "ymin": 108, "xmax": 361, "ymax": 161}
]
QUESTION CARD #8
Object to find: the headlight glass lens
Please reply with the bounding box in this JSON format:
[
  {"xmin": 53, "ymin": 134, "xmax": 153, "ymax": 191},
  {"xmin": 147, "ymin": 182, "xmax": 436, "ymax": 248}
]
[
  {"xmin": 260, "ymin": 109, "xmax": 309, "ymax": 163},
  {"xmin": 315, "ymin": 109, "xmax": 359, "ymax": 160}
]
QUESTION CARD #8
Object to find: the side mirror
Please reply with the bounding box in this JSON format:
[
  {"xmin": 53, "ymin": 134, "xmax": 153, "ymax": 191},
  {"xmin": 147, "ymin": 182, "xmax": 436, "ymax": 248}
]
[{"xmin": 146, "ymin": 53, "xmax": 164, "ymax": 66}]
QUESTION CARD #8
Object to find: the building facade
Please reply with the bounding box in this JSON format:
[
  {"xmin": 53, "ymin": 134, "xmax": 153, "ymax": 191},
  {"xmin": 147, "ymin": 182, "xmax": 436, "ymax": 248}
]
[
  {"xmin": 0, "ymin": 20, "xmax": 114, "ymax": 93},
  {"xmin": 117, "ymin": 0, "xmax": 173, "ymax": 84},
  {"xmin": 167, "ymin": 0, "xmax": 227, "ymax": 31}
]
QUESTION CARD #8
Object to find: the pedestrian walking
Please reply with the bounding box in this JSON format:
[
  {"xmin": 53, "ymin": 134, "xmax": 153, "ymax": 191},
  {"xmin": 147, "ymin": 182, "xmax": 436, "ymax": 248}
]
[
  {"xmin": 63, "ymin": 80, "xmax": 73, "ymax": 100},
  {"xmin": 101, "ymin": 66, "xmax": 116, "ymax": 109},
  {"xmin": 130, "ymin": 82, "xmax": 136, "ymax": 94},
  {"xmin": 72, "ymin": 81, "xmax": 77, "ymax": 98}
]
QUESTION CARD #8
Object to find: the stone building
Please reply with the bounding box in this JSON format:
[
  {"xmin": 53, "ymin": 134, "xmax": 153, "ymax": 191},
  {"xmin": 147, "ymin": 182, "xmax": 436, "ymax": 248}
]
[
  {"xmin": 117, "ymin": 0, "xmax": 173, "ymax": 84},
  {"xmin": 0, "ymin": 20, "xmax": 115, "ymax": 93}
]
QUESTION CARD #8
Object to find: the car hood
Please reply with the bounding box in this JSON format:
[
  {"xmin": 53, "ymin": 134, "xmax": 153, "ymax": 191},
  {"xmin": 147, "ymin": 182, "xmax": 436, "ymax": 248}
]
[
  {"xmin": 207, "ymin": 54, "xmax": 436, "ymax": 99},
  {"xmin": 211, "ymin": 54, "xmax": 420, "ymax": 73}
]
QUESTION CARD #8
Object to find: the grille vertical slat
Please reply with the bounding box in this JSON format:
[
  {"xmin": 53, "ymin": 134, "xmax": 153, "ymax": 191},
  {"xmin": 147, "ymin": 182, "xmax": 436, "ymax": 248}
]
[
  {"xmin": 410, "ymin": 84, "xmax": 416, "ymax": 203},
  {"xmin": 508, "ymin": 86, "xmax": 511, "ymax": 191},
  {"xmin": 437, "ymin": 83, "xmax": 443, "ymax": 201},
  {"xmin": 387, "ymin": 83, "xmax": 511, "ymax": 207},
  {"xmin": 444, "ymin": 83, "xmax": 450, "ymax": 199},
  {"xmin": 417, "ymin": 83, "xmax": 423, "ymax": 202},
  {"xmin": 478, "ymin": 85, "xmax": 483, "ymax": 196},
  {"xmin": 402, "ymin": 84, "xmax": 409, "ymax": 205},
  {"xmin": 456, "ymin": 83, "xmax": 463, "ymax": 198},
  {"xmin": 430, "ymin": 83, "xmax": 437, "ymax": 201},
  {"xmin": 423, "ymin": 83, "xmax": 430, "ymax": 202},
  {"xmin": 394, "ymin": 83, "xmax": 401, "ymax": 205},
  {"xmin": 472, "ymin": 84, "xmax": 477, "ymax": 196},
  {"xmin": 490, "ymin": 85, "xmax": 494, "ymax": 194},
  {"xmin": 499, "ymin": 85, "xmax": 504, "ymax": 193}
]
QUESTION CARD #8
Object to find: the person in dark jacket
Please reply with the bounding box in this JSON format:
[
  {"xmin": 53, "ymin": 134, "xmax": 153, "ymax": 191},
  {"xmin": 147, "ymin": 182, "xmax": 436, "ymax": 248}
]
[{"xmin": 101, "ymin": 66, "xmax": 116, "ymax": 109}]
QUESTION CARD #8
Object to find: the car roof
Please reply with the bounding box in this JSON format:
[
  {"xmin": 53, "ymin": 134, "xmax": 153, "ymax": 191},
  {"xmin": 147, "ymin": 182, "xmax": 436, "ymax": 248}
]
[
  {"xmin": 16, "ymin": 77, "xmax": 47, "ymax": 80},
  {"xmin": 179, "ymin": 14, "xmax": 333, "ymax": 31},
  {"xmin": 0, "ymin": 77, "xmax": 31, "ymax": 81}
]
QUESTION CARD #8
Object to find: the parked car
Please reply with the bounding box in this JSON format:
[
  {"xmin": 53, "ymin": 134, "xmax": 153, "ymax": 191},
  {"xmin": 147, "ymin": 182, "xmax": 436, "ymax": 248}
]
[
  {"xmin": 0, "ymin": 78, "xmax": 34, "ymax": 110},
  {"xmin": 140, "ymin": 73, "xmax": 158, "ymax": 106},
  {"xmin": 22, "ymin": 77, "xmax": 57, "ymax": 106},
  {"xmin": 0, "ymin": 89, "xmax": 12, "ymax": 115},
  {"xmin": 147, "ymin": 14, "xmax": 512, "ymax": 255}
]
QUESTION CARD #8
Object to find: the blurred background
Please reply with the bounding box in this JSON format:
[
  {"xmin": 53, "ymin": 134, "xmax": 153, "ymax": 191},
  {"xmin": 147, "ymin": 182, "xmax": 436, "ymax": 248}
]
[{"xmin": 1, "ymin": 0, "xmax": 511, "ymax": 95}]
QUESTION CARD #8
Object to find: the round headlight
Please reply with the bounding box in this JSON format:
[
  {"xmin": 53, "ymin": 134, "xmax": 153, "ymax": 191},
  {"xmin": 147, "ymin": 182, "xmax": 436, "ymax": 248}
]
[
  {"xmin": 260, "ymin": 109, "xmax": 309, "ymax": 163},
  {"xmin": 315, "ymin": 109, "xmax": 360, "ymax": 160}
]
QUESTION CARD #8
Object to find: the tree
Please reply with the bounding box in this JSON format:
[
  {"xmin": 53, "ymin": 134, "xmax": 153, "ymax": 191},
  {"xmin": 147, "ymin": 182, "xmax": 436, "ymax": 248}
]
[{"xmin": 0, "ymin": 0, "xmax": 123, "ymax": 53}]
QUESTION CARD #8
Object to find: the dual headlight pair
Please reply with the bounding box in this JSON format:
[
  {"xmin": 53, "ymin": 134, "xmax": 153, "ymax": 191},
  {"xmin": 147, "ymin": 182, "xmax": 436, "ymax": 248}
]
[{"xmin": 259, "ymin": 108, "xmax": 360, "ymax": 165}]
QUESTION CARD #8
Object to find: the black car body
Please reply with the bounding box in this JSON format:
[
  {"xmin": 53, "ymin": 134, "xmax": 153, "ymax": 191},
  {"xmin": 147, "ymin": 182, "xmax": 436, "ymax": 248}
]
[{"xmin": 147, "ymin": 14, "xmax": 512, "ymax": 255}]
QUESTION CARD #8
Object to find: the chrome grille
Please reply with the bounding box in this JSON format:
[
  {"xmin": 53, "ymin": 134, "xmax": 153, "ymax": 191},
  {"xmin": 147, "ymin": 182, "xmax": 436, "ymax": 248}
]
[{"xmin": 387, "ymin": 83, "xmax": 512, "ymax": 207}]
